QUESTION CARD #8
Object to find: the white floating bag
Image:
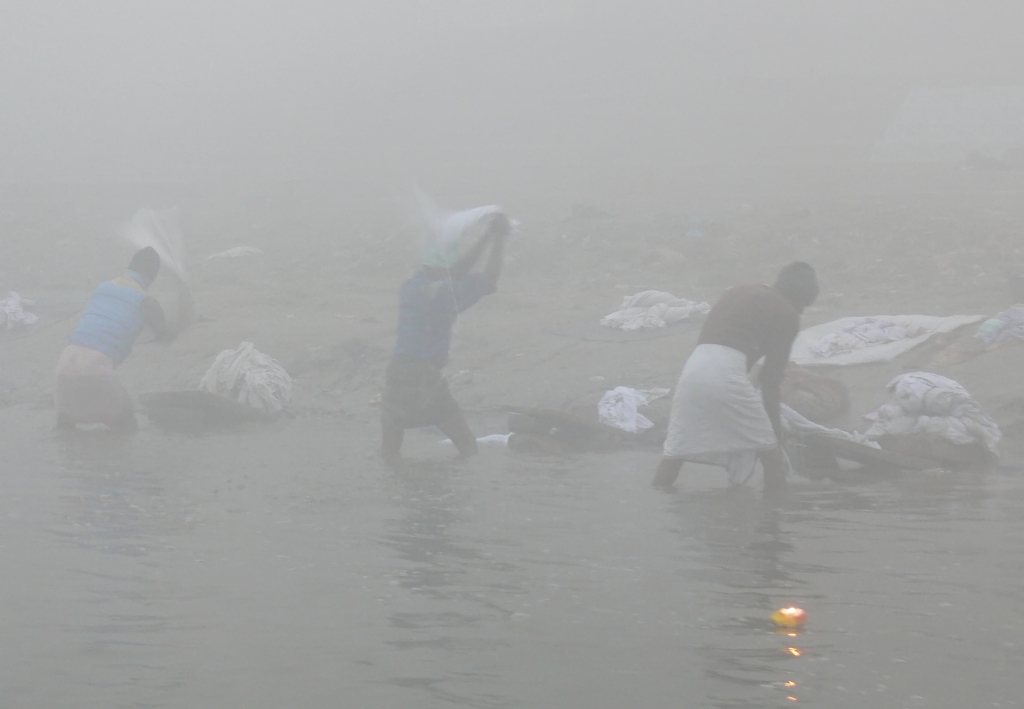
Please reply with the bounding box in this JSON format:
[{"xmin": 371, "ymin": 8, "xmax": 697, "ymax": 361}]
[{"xmin": 199, "ymin": 342, "xmax": 292, "ymax": 414}]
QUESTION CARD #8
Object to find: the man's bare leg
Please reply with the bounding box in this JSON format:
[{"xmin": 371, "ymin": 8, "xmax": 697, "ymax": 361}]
[
  {"xmin": 438, "ymin": 411, "xmax": 478, "ymax": 457},
  {"xmin": 653, "ymin": 457, "xmax": 684, "ymax": 488},
  {"xmin": 759, "ymin": 445, "xmax": 788, "ymax": 492},
  {"xmin": 381, "ymin": 425, "xmax": 405, "ymax": 465}
]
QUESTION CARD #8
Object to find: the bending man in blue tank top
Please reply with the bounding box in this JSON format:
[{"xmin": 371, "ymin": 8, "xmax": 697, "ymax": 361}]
[
  {"xmin": 55, "ymin": 247, "xmax": 184, "ymax": 432},
  {"xmin": 381, "ymin": 212, "xmax": 509, "ymax": 464}
]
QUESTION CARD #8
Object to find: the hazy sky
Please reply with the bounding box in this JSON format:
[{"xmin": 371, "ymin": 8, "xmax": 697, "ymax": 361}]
[{"xmin": 1, "ymin": 1, "xmax": 1022, "ymax": 184}]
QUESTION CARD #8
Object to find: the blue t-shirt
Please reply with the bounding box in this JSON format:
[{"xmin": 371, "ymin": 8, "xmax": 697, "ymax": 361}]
[{"xmin": 393, "ymin": 271, "xmax": 496, "ymax": 367}]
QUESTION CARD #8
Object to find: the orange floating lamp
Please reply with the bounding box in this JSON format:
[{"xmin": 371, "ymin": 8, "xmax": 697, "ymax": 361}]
[{"xmin": 771, "ymin": 607, "xmax": 807, "ymax": 628}]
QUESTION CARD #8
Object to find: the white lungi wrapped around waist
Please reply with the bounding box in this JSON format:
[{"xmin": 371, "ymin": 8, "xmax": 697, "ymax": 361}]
[{"xmin": 663, "ymin": 344, "xmax": 778, "ymax": 466}]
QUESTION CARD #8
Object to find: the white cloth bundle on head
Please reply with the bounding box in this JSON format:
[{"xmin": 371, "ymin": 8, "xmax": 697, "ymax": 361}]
[
  {"xmin": 124, "ymin": 208, "xmax": 188, "ymax": 284},
  {"xmin": 414, "ymin": 190, "xmax": 505, "ymax": 268},
  {"xmin": 123, "ymin": 207, "xmax": 196, "ymax": 331},
  {"xmin": 198, "ymin": 342, "xmax": 292, "ymax": 414}
]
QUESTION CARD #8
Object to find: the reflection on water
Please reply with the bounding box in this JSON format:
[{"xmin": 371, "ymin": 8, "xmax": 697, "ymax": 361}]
[{"xmin": 1, "ymin": 415, "xmax": 1024, "ymax": 708}]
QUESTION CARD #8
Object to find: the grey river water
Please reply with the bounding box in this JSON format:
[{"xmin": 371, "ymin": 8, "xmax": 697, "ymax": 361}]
[{"xmin": 2, "ymin": 411, "xmax": 1023, "ymax": 708}]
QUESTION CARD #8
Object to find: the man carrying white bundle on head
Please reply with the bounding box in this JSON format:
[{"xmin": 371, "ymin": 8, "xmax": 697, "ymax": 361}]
[
  {"xmin": 381, "ymin": 194, "xmax": 510, "ymax": 464},
  {"xmin": 653, "ymin": 262, "xmax": 819, "ymax": 493}
]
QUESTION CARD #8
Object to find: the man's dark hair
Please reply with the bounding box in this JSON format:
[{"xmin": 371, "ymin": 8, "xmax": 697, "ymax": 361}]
[
  {"xmin": 129, "ymin": 247, "xmax": 161, "ymax": 286},
  {"xmin": 774, "ymin": 261, "xmax": 818, "ymax": 308}
]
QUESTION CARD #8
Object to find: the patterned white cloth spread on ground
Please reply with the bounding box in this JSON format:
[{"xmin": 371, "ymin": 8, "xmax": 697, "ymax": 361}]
[
  {"xmin": 791, "ymin": 314, "xmax": 984, "ymax": 366},
  {"xmin": 0, "ymin": 292, "xmax": 38, "ymax": 329},
  {"xmin": 808, "ymin": 317, "xmax": 928, "ymax": 358},
  {"xmin": 863, "ymin": 371, "xmax": 1001, "ymax": 456},
  {"xmin": 600, "ymin": 291, "xmax": 710, "ymax": 331},
  {"xmin": 198, "ymin": 342, "xmax": 292, "ymax": 414}
]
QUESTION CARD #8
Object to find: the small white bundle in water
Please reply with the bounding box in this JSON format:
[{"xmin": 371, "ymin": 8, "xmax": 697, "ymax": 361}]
[{"xmin": 199, "ymin": 342, "xmax": 292, "ymax": 414}]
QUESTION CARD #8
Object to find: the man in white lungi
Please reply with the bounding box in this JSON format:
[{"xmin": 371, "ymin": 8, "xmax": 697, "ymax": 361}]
[{"xmin": 653, "ymin": 262, "xmax": 819, "ymax": 491}]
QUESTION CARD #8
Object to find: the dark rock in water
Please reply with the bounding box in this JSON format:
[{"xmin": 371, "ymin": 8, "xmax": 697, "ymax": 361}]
[
  {"xmin": 506, "ymin": 406, "xmax": 638, "ymax": 455},
  {"xmin": 140, "ymin": 390, "xmax": 270, "ymax": 435}
]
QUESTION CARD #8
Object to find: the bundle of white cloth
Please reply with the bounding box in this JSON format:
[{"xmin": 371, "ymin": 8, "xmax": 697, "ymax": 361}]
[
  {"xmin": 598, "ymin": 386, "xmax": 670, "ymax": 433},
  {"xmin": 863, "ymin": 372, "xmax": 1001, "ymax": 456},
  {"xmin": 413, "ymin": 190, "xmax": 507, "ymax": 269},
  {"xmin": 809, "ymin": 317, "xmax": 928, "ymax": 358},
  {"xmin": 0, "ymin": 292, "xmax": 38, "ymax": 329},
  {"xmin": 199, "ymin": 342, "xmax": 293, "ymax": 414},
  {"xmin": 601, "ymin": 291, "xmax": 710, "ymax": 331}
]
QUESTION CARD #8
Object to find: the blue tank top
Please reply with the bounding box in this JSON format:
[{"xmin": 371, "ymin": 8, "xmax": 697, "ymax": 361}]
[{"xmin": 69, "ymin": 276, "xmax": 148, "ymax": 365}]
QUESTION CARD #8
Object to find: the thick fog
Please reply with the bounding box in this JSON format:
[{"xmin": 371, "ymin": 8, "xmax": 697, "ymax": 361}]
[
  {"xmin": 4, "ymin": 3, "xmax": 1024, "ymax": 708},
  {"xmin": 3, "ymin": 1, "xmax": 1023, "ymax": 190}
]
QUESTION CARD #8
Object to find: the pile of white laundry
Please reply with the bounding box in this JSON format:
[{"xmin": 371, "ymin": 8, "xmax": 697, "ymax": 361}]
[
  {"xmin": 601, "ymin": 291, "xmax": 710, "ymax": 331},
  {"xmin": 863, "ymin": 372, "xmax": 1001, "ymax": 456},
  {"xmin": 598, "ymin": 386, "xmax": 671, "ymax": 433},
  {"xmin": 809, "ymin": 317, "xmax": 928, "ymax": 358},
  {"xmin": 199, "ymin": 342, "xmax": 293, "ymax": 415},
  {"xmin": 0, "ymin": 292, "xmax": 38, "ymax": 329}
]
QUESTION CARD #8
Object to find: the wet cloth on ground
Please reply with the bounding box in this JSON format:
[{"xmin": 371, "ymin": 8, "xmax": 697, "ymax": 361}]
[
  {"xmin": 382, "ymin": 354, "xmax": 460, "ymax": 430},
  {"xmin": 601, "ymin": 291, "xmax": 710, "ymax": 331},
  {"xmin": 808, "ymin": 317, "xmax": 927, "ymax": 358},
  {"xmin": 864, "ymin": 371, "xmax": 1001, "ymax": 457},
  {"xmin": 663, "ymin": 344, "xmax": 778, "ymax": 482},
  {"xmin": 54, "ymin": 344, "xmax": 134, "ymax": 425}
]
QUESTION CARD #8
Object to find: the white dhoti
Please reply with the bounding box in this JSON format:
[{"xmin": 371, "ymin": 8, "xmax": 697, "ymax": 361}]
[{"xmin": 663, "ymin": 344, "xmax": 779, "ymax": 483}]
